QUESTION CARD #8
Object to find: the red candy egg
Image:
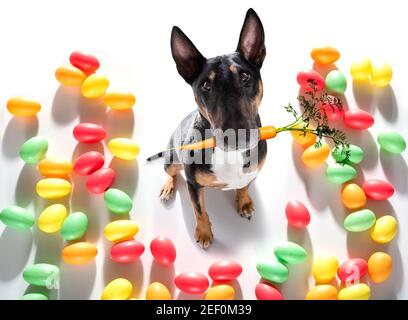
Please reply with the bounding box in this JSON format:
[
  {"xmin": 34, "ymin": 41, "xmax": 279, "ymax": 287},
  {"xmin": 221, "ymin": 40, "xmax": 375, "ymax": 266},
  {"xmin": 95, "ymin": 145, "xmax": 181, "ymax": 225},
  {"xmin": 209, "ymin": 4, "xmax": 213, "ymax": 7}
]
[
  {"xmin": 86, "ymin": 168, "xmax": 115, "ymax": 194},
  {"xmin": 73, "ymin": 123, "xmax": 106, "ymax": 144},
  {"xmin": 255, "ymin": 282, "xmax": 283, "ymax": 300},
  {"xmin": 319, "ymin": 96, "xmax": 344, "ymax": 121},
  {"xmin": 208, "ymin": 260, "xmax": 242, "ymax": 282},
  {"xmin": 69, "ymin": 51, "xmax": 100, "ymax": 75},
  {"xmin": 344, "ymin": 110, "xmax": 374, "ymax": 130},
  {"xmin": 150, "ymin": 236, "xmax": 176, "ymax": 266},
  {"xmin": 362, "ymin": 179, "xmax": 395, "ymax": 200},
  {"xmin": 285, "ymin": 200, "xmax": 311, "ymax": 228},
  {"xmin": 73, "ymin": 151, "xmax": 104, "ymax": 176},
  {"xmin": 337, "ymin": 258, "xmax": 368, "ymax": 284},
  {"xmin": 297, "ymin": 70, "xmax": 325, "ymax": 92},
  {"xmin": 110, "ymin": 240, "xmax": 145, "ymax": 263},
  {"xmin": 174, "ymin": 272, "xmax": 209, "ymax": 294}
]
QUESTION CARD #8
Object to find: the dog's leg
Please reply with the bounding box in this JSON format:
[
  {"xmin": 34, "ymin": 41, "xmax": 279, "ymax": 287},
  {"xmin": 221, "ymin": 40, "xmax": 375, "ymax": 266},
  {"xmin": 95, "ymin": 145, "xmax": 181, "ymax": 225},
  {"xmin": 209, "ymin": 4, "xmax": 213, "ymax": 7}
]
[
  {"xmin": 160, "ymin": 164, "xmax": 182, "ymax": 201},
  {"xmin": 236, "ymin": 185, "xmax": 254, "ymax": 220},
  {"xmin": 187, "ymin": 182, "xmax": 213, "ymax": 249}
]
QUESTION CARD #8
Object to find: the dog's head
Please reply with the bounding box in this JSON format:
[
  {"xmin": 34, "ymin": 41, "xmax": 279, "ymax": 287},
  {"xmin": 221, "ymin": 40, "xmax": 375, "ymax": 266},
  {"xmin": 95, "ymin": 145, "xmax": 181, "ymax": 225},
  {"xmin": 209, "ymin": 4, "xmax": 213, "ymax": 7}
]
[{"xmin": 171, "ymin": 8, "xmax": 266, "ymax": 151}]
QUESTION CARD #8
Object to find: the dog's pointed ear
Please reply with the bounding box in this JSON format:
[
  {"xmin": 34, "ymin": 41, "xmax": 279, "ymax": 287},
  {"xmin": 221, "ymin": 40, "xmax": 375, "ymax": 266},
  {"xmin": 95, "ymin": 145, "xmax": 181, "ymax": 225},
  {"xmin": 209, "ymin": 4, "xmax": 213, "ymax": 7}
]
[
  {"xmin": 171, "ymin": 26, "xmax": 206, "ymax": 84},
  {"xmin": 237, "ymin": 8, "xmax": 266, "ymax": 68}
]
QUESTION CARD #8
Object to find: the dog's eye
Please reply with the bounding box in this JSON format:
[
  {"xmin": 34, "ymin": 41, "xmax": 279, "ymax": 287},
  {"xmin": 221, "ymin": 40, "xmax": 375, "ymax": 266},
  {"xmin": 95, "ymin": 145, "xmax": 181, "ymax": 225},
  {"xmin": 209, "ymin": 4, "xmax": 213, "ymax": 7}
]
[
  {"xmin": 201, "ymin": 80, "xmax": 212, "ymax": 92},
  {"xmin": 240, "ymin": 72, "xmax": 251, "ymax": 83}
]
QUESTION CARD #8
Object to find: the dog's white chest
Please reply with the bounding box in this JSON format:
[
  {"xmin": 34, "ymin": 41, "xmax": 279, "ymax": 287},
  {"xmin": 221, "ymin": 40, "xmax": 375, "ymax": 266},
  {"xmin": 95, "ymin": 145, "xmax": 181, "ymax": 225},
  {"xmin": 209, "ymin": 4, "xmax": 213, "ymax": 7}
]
[{"xmin": 211, "ymin": 147, "xmax": 258, "ymax": 190}]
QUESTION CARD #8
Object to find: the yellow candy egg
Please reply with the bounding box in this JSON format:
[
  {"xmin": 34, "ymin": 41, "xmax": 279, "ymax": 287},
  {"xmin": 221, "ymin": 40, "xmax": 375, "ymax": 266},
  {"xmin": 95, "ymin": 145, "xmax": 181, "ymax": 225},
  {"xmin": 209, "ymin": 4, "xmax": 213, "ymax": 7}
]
[
  {"xmin": 205, "ymin": 285, "xmax": 235, "ymax": 300},
  {"xmin": 146, "ymin": 282, "xmax": 172, "ymax": 300},
  {"xmin": 103, "ymin": 92, "xmax": 136, "ymax": 110},
  {"xmin": 341, "ymin": 183, "xmax": 366, "ymax": 210},
  {"xmin": 301, "ymin": 143, "xmax": 330, "ymax": 167},
  {"xmin": 108, "ymin": 138, "xmax": 140, "ymax": 160},
  {"xmin": 38, "ymin": 158, "xmax": 73, "ymax": 178},
  {"xmin": 55, "ymin": 65, "xmax": 87, "ymax": 86},
  {"xmin": 81, "ymin": 74, "xmax": 109, "ymax": 98},
  {"xmin": 62, "ymin": 242, "xmax": 98, "ymax": 265},
  {"xmin": 291, "ymin": 124, "xmax": 316, "ymax": 147},
  {"xmin": 368, "ymin": 252, "xmax": 392, "ymax": 283},
  {"xmin": 104, "ymin": 220, "xmax": 139, "ymax": 242},
  {"xmin": 371, "ymin": 62, "xmax": 392, "ymax": 87},
  {"xmin": 36, "ymin": 178, "xmax": 71, "ymax": 199},
  {"xmin": 312, "ymin": 256, "xmax": 339, "ymax": 283},
  {"xmin": 7, "ymin": 97, "xmax": 41, "ymax": 117},
  {"xmin": 338, "ymin": 283, "xmax": 370, "ymax": 300},
  {"xmin": 370, "ymin": 215, "xmax": 397, "ymax": 244},
  {"xmin": 350, "ymin": 58, "xmax": 372, "ymax": 81},
  {"xmin": 101, "ymin": 278, "xmax": 133, "ymax": 300},
  {"xmin": 305, "ymin": 285, "xmax": 338, "ymax": 300},
  {"xmin": 38, "ymin": 204, "xmax": 67, "ymax": 233}
]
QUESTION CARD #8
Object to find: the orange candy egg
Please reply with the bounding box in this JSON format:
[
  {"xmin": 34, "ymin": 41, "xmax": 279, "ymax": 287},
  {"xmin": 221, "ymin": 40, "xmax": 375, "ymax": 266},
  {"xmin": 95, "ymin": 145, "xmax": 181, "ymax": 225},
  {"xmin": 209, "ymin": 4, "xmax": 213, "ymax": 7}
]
[
  {"xmin": 311, "ymin": 46, "xmax": 340, "ymax": 65},
  {"xmin": 62, "ymin": 242, "xmax": 98, "ymax": 265}
]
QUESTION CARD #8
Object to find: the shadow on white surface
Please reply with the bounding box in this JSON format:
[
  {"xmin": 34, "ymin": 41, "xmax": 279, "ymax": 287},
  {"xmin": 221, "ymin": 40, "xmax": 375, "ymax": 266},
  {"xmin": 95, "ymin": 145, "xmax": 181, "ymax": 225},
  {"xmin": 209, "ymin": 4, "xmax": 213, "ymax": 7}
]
[
  {"xmin": 380, "ymin": 149, "xmax": 408, "ymax": 194},
  {"xmin": 352, "ymin": 80, "xmax": 375, "ymax": 112},
  {"xmin": 376, "ymin": 86, "xmax": 398, "ymax": 123},
  {"xmin": 59, "ymin": 261, "xmax": 96, "ymax": 300},
  {"xmin": 149, "ymin": 261, "xmax": 176, "ymax": 297},
  {"xmin": 15, "ymin": 164, "xmax": 40, "ymax": 207},
  {"xmin": 52, "ymin": 86, "xmax": 80, "ymax": 125},
  {"xmin": 109, "ymin": 158, "xmax": 139, "ymax": 197}
]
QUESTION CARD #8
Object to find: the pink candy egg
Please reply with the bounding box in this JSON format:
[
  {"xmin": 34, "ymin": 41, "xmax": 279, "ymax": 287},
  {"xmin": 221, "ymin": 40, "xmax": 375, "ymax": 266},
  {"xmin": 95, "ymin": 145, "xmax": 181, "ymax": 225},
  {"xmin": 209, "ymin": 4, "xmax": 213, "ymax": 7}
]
[
  {"xmin": 297, "ymin": 70, "xmax": 325, "ymax": 92},
  {"xmin": 73, "ymin": 151, "xmax": 104, "ymax": 176},
  {"xmin": 208, "ymin": 260, "xmax": 242, "ymax": 282},
  {"xmin": 69, "ymin": 51, "xmax": 100, "ymax": 75},
  {"xmin": 174, "ymin": 272, "xmax": 209, "ymax": 294},
  {"xmin": 344, "ymin": 110, "xmax": 374, "ymax": 130},
  {"xmin": 150, "ymin": 236, "xmax": 176, "ymax": 266},
  {"xmin": 285, "ymin": 200, "xmax": 311, "ymax": 228},
  {"xmin": 110, "ymin": 240, "xmax": 145, "ymax": 263},
  {"xmin": 337, "ymin": 258, "xmax": 368, "ymax": 284},
  {"xmin": 255, "ymin": 282, "xmax": 284, "ymax": 300},
  {"xmin": 73, "ymin": 123, "xmax": 106, "ymax": 144},
  {"xmin": 86, "ymin": 168, "xmax": 115, "ymax": 194},
  {"xmin": 362, "ymin": 179, "xmax": 395, "ymax": 200}
]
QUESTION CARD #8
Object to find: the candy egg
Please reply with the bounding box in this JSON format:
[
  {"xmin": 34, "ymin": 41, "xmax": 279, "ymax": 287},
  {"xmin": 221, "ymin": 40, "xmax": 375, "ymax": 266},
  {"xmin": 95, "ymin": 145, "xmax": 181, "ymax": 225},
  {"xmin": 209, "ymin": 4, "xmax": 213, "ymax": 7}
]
[
  {"xmin": 62, "ymin": 242, "xmax": 98, "ymax": 265},
  {"xmin": 60, "ymin": 211, "xmax": 88, "ymax": 241},
  {"xmin": 341, "ymin": 183, "xmax": 366, "ymax": 210},
  {"xmin": 377, "ymin": 131, "xmax": 406, "ymax": 154},
  {"xmin": 104, "ymin": 188, "xmax": 133, "ymax": 215},
  {"xmin": 108, "ymin": 138, "xmax": 140, "ymax": 160},
  {"xmin": 255, "ymin": 282, "xmax": 283, "ymax": 300},
  {"xmin": 337, "ymin": 258, "xmax": 368, "ymax": 284},
  {"xmin": 36, "ymin": 178, "xmax": 71, "ymax": 199},
  {"xmin": 146, "ymin": 282, "xmax": 171, "ymax": 300},
  {"xmin": 301, "ymin": 143, "xmax": 330, "ymax": 167},
  {"xmin": 305, "ymin": 285, "xmax": 338, "ymax": 300},
  {"xmin": 274, "ymin": 241, "xmax": 307, "ymax": 265},
  {"xmin": 325, "ymin": 164, "xmax": 356, "ymax": 184},
  {"xmin": 7, "ymin": 97, "xmax": 41, "ymax": 117},
  {"xmin": 103, "ymin": 92, "xmax": 136, "ymax": 110},
  {"xmin": 101, "ymin": 278, "xmax": 132, "ymax": 300},
  {"xmin": 325, "ymin": 70, "xmax": 347, "ymax": 94},
  {"xmin": 319, "ymin": 96, "xmax": 344, "ymax": 121},
  {"xmin": 370, "ymin": 215, "xmax": 397, "ymax": 244},
  {"xmin": 312, "ymin": 256, "xmax": 338, "ymax": 283},
  {"xmin": 332, "ymin": 144, "xmax": 364, "ymax": 165},
  {"xmin": 20, "ymin": 136, "xmax": 48, "ymax": 164},
  {"xmin": 111, "ymin": 240, "xmax": 145, "ymax": 263},
  {"xmin": 73, "ymin": 123, "xmax": 106, "ymax": 144},
  {"xmin": 350, "ymin": 58, "xmax": 372, "ymax": 81},
  {"xmin": 285, "ymin": 200, "xmax": 310, "ymax": 228},
  {"xmin": 174, "ymin": 272, "xmax": 209, "ymax": 294},
  {"xmin": 310, "ymin": 46, "xmax": 340, "ymax": 65},
  {"xmin": 73, "ymin": 151, "xmax": 104, "ymax": 176},
  {"xmin": 344, "ymin": 110, "xmax": 374, "ymax": 130},
  {"xmin": 150, "ymin": 236, "xmax": 177, "ymax": 266},
  {"xmin": 21, "ymin": 293, "xmax": 48, "ymax": 300},
  {"xmin": 69, "ymin": 51, "xmax": 100, "ymax": 75},
  {"xmin": 205, "ymin": 285, "xmax": 235, "ymax": 300},
  {"xmin": 86, "ymin": 168, "xmax": 115, "ymax": 194},
  {"xmin": 290, "ymin": 123, "xmax": 316, "ymax": 148},
  {"xmin": 256, "ymin": 260, "xmax": 289, "ymax": 284},
  {"xmin": 38, "ymin": 158, "xmax": 73, "ymax": 178},
  {"xmin": 0, "ymin": 205, "xmax": 35, "ymax": 230},
  {"xmin": 371, "ymin": 62, "xmax": 392, "ymax": 87},
  {"xmin": 338, "ymin": 283, "xmax": 370, "ymax": 300},
  {"xmin": 362, "ymin": 179, "xmax": 394, "ymax": 200},
  {"xmin": 104, "ymin": 220, "xmax": 139, "ymax": 242},
  {"xmin": 38, "ymin": 204, "xmax": 67, "ymax": 233},
  {"xmin": 208, "ymin": 260, "xmax": 242, "ymax": 282},
  {"xmin": 296, "ymin": 70, "xmax": 325, "ymax": 91},
  {"xmin": 23, "ymin": 263, "xmax": 60, "ymax": 287},
  {"xmin": 55, "ymin": 65, "xmax": 86, "ymax": 86},
  {"xmin": 344, "ymin": 209, "xmax": 376, "ymax": 232},
  {"xmin": 368, "ymin": 252, "xmax": 392, "ymax": 283},
  {"xmin": 81, "ymin": 74, "xmax": 109, "ymax": 98}
]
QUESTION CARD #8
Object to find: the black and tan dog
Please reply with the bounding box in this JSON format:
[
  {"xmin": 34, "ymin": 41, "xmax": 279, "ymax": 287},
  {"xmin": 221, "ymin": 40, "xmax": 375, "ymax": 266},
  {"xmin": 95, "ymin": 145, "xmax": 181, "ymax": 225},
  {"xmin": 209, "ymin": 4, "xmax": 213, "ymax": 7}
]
[{"xmin": 148, "ymin": 8, "xmax": 267, "ymax": 248}]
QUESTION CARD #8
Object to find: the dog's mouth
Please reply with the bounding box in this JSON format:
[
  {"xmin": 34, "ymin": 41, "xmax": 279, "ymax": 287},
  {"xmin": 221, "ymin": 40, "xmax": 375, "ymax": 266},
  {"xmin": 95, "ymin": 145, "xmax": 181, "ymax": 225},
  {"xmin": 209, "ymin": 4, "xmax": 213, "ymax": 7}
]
[{"xmin": 213, "ymin": 128, "xmax": 260, "ymax": 152}]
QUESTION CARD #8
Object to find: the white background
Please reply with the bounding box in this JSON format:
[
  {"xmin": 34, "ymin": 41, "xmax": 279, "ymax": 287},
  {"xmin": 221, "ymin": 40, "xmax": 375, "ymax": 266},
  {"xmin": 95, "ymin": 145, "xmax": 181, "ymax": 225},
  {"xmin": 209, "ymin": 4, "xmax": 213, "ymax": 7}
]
[{"xmin": 1, "ymin": 0, "xmax": 407, "ymax": 300}]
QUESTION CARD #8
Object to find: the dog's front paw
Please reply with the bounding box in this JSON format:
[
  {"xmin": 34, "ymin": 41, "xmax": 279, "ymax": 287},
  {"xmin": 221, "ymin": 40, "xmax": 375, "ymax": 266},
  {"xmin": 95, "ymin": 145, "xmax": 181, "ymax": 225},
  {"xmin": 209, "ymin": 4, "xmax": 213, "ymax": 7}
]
[
  {"xmin": 159, "ymin": 177, "xmax": 175, "ymax": 201},
  {"xmin": 237, "ymin": 195, "xmax": 254, "ymax": 220},
  {"xmin": 194, "ymin": 225, "xmax": 213, "ymax": 249}
]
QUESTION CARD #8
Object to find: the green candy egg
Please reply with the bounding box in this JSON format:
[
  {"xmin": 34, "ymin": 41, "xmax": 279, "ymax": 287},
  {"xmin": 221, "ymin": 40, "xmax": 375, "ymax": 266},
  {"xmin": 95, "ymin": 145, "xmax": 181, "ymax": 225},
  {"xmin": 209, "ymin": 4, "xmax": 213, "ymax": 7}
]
[
  {"xmin": 21, "ymin": 293, "xmax": 48, "ymax": 300},
  {"xmin": 256, "ymin": 260, "xmax": 289, "ymax": 284},
  {"xmin": 326, "ymin": 164, "xmax": 356, "ymax": 184},
  {"xmin": 377, "ymin": 131, "xmax": 406, "ymax": 154},
  {"xmin": 19, "ymin": 136, "xmax": 48, "ymax": 164},
  {"xmin": 325, "ymin": 70, "xmax": 347, "ymax": 94},
  {"xmin": 104, "ymin": 188, "xmax": 133, "ymax": 215},
  {"xmin": 0, "ymin": 205, "xmax": 35, "ymax": 230},
  {"xmin": 274, "ymin": 241, "xmax": 307, "ymax": 265},
  {"xmin": 60, "ymin": 212, "xmax": 88, "ymax": 241},
  {"xmin": 332, "ymin": 144, "xmax": 364, "ymax": 164},
  {"xmin": 344, "ymin": 209, "xmax": 376, "ymax": 232},
  {"xmin": 23, "ymin": 263, "xmax": 60, "ymax": 287}
]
